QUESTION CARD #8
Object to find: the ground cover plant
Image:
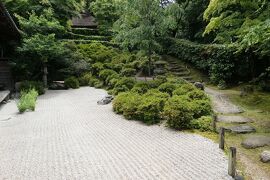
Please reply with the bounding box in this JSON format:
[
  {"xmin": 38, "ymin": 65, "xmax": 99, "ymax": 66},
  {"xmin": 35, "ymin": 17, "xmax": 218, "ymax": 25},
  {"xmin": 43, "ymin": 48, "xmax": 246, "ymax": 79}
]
[{"xmin": 17, "ymin": 89, "xmax": 39, "ymax": 113}]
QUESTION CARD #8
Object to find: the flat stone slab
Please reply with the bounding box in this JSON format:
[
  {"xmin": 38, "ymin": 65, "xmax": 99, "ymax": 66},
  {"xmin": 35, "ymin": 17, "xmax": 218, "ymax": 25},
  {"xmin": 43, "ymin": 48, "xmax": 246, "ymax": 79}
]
[
  {"xmin": 261, "ymin": 151, "xmax": 270, "ymax": 163},
  {"xmin": 242, "ymin": 135, "xmax": 270, "ymax": 149},
  {"xmin": 217, "ymin": 115, "xmax": 253, "ymax": 124},
  {"xmin": 225, "ymin": 125, "xmax": 256, "ymax": 134}
]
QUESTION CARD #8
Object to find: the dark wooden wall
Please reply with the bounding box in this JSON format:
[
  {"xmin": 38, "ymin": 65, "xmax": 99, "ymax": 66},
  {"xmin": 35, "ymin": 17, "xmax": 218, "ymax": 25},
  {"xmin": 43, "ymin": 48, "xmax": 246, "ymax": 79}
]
[{"xmin": 0, "ymin": 60, "xmax": 12, "ymax": 90}]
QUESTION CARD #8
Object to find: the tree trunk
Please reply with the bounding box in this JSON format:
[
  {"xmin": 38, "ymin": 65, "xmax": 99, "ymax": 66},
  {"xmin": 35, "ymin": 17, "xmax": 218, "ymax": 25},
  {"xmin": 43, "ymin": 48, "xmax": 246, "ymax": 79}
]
[{"xmin": 43, "ymin": 63, "xmax": 48, "ymax": 88}]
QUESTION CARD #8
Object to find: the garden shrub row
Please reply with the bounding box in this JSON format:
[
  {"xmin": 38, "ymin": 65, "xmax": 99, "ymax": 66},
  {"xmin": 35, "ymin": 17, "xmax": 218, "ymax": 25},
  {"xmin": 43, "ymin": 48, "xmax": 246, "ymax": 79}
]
[
  {"xmin": 62, "ymin": 42, "xmax": 214, "ymax": 131},
  {"xmin": 166, "ymin": 38, "xmax": 249, "ymax": 85}
]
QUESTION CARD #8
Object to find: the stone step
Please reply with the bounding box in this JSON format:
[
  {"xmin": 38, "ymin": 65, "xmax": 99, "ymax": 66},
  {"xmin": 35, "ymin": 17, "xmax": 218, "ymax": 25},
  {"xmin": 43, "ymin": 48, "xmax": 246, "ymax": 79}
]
[
  {"xmin": 225, "ymin": 125, "xmax": 256, "ymax": 134},
  {"xmin": 173, "ymin": 72, "xmax": 190, "ymax": 76},
  {"xmin": 217, "ymin": 115, "xmax": 253, "ymax": 124},
  {"xmin": 168, "ymin": 68, "xmax": 186, "ymax": 72},
  {"xmin": 241, "ymin": 135, "xmax": 270, "ymax": 149}
]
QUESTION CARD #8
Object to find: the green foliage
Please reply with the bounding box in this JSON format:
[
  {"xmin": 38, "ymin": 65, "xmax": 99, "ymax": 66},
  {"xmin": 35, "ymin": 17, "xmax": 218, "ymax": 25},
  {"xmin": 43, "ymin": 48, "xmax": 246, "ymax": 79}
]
[
  {"xmin": 78, "ymin": 73, "xmax": 93, "ymax": 86},
  {"xmin": 158, "ymin": 82, "xmax": 177, "ymax": 96},
  {"xmin": 120, "ymin": 68, "xmax": 136, "ymax": 77},
  {"xmin": 164, "ymin": 96, "xmax": 194, "ymax": 130},
  {"xmin": 64, "ymin": 77, "xmax": 80, "ymax": 89},
  {"xmin": 20, "ymin": 81, "xmax": 45, "ymax": 95},
  {"xmin": 131, "ymin": 81, "xmax": 150, "ymax": 94},
  {"xmin": 99, "ymin": 69, "xmax": 117, "ymax": 81},
  {"xmin": 167, "ymin": 38, "xmax": 247, "ymax": 84},
  {"xmin": 190, "ymin": 99, "xmax": 212, "ymax": 119},
  {"xmin": 90, "ymin": 0, "xmax": 122, "ymax": 28},
  {"xmin": 190, "ymin": 116, "xmax": 213, "ymax": 131},
  {"xmin": 173, "ymin": 83, "xmax": 196, "ymax": 96},
  {"xmin": 17, "ymin": 89, "xmax": 38, "ymax": 113}
]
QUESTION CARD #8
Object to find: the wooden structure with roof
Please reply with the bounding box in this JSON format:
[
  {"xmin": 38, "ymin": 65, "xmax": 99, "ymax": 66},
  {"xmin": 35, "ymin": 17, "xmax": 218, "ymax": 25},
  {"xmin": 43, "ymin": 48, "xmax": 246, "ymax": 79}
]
[
  {"xmin": 71, "ymin": 12, "xmax": 98, "ymax": 28},
  {"xmin": 0, "ymin": 2, "xmax": 20, "ymax": 90}
]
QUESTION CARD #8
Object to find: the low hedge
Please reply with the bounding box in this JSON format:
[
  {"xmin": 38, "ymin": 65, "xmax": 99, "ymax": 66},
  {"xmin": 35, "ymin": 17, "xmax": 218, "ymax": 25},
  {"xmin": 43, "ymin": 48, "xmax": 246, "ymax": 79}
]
[
  {"xmin": 64, "ymin": 77, "xmax": 80, "ymax": 89},
  {"xmin": 166, "ymin": 38, "xmax": 248, "ymax": 84}
]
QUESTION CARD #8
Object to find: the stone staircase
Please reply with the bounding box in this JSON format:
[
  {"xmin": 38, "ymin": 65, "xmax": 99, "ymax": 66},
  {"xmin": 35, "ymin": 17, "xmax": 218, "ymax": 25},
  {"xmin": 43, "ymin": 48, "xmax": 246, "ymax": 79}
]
[{"xmin": 165, "ymin": 57, "xmax": 195, "ymax": 83}]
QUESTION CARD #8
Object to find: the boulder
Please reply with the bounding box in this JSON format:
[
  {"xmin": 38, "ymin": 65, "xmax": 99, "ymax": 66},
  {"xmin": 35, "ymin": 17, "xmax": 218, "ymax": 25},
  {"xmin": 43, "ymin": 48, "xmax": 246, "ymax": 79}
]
[
  {"xmin": 194, "ymin": 82, "xmax": 204, "ymax": 90},
  {"xmin": 49, "ymin": 82, "xmax": 67, "ymax": 90},
  {"xmin": 260, "ymin": 151, "xmax": 270, "ymax": 163},
  {"xmin": 97, "ymin": 95, "xmax": 114, "ymax": 105},
  {"xmin": 241, "ymin": 136, "xmax": 270, "ymax": 149},
  {"xmin": 225, "ymin": 125, "xmax": 256, "ymax": 134}
]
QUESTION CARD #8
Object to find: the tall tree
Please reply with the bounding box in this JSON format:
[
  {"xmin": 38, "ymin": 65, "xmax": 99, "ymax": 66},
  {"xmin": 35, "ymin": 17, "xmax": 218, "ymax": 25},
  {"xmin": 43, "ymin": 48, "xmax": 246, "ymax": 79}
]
[{"xmin": 114, "ymin": 0, "xmax": 167, "ymax": 76}]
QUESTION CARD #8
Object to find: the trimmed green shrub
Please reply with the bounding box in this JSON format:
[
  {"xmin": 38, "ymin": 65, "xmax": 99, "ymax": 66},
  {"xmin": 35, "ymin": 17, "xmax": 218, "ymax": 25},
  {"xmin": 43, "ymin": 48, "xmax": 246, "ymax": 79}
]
[
  {"xmin": 64, "ymin": 77, "xmax": 80, "ymax": 89},
  {"xmin": 106, "ymin": 73, "xmax": 120, "ymax": 86},
  {"xmin": 122, "ymin": 93, "xmax": 142, "ymax": 120},
  {"xmin": 17, "ymin": 89, "xmax": 38, "ymax": 113},
  {"xmin": 89, "ymin": 77, "xmax": 100, "ymax": 87},
  {"xmin": 131, "ymin": 81, "xmax": 150, "ymax": 94},
  {"xmin": 164, "ymin": 96, "xmax": 194, "ymax": 130},
  {"xmin": 121, "ymin": 68, "xmax": 136, "ymax": 77},
  {"xmin": 173, "ymin": 84, "xmax": 196, "ymax": 96},
  {"xmin": 114, "ymin": 77, "xmax": 136, "ymax": 90},
  {"xmin": 190, "ymin": 116, "xmax": 213, "ymax": 131},
  {"xmin": 158, "ymin": 82, "xmax": 177, "ymax": 96},
  {"xmin": 191, "ymin": 99, "xmax": 212, "ymax": 119},
  {"xmin": 20, "ymin": 81, "xmax": 45, "ymax": 95},
  {"xmin": 78, "ymin": 73, "xmax": 92, "ymax": 86},
  {"xmin": 92, "ymin": 62, "xmax": 105, "ymax": 75},
  {"xmin": 147, "ymin": 79, "xmax": 165, "ymax": 89},
  {"xmin": 113, "ymin": 92, "xmax": 133, "ymax": 114},
  {"xmin": 187, "ymin": 90, "xmax": 209, "ymax": 100},
  {"xmin": 111, "ymin": 85, "xmax": 129, "ymax": 95},
  {"xmin": 137, "ymin": 91, "xmax": 169, "ymax": 124},
  {"xmin": 99, "ymin": 69, "xmax": 117, "ymax": 81}
]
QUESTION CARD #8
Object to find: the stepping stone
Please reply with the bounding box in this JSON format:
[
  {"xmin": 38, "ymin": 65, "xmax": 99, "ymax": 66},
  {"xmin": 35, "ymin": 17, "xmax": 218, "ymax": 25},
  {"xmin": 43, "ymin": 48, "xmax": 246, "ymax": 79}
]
[
  {"xmin": 217, "ymin": 116, "xmax": 253, "ymax": 124},
  {"xmin": 225, "ymin": 125, "xmax": 256, "ymax": 134},
  {"xmin": 260, "ymin": 151, "xmax": 270, "ymax": 163},
  {"xmin": 242, "ymin": 135, "xmax": 270, "ymax": 149}
]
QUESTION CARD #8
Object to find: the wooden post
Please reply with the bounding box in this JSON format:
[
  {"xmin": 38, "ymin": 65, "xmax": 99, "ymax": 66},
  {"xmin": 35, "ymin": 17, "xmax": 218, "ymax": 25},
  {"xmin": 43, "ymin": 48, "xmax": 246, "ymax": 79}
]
[
  {"xmin": 228, "ymin": 147, "xmax": 237, "ymax": 178},
  {"xmin": 219, "ymin": 127, "xmax": 225, "ymax": 150},
  {"xmin": 212, "ymin": 114, "xmax": 217, "ymax": 132}
]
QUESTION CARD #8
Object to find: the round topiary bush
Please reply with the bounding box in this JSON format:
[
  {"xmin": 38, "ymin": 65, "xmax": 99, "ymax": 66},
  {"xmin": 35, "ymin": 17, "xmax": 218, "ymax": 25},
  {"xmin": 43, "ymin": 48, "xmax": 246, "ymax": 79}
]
[
  {"xmin": 190, "ymin": 116, "xmax": 213, "ymax": 132},
  {"xmin": 99, "ymin": 69, "xmax": 117, "ymax": 81},
  {"xmin": 131, "ymin": 81, "xmax": 150, "ymax": 94},
  {"xmin": 120, "ymin": 68, "xmax": 137, "ymax": 77},
  {"xmin": 190, "ymin": 99, "xmax": 212, "ymax": 119},
  {"xmin": 187, "ymin": 89, "xmax": 209, "ymax": 100},
  {"xmin": 173, "ymin": 84, "xmax": 196, "ymax": 96},
  {"xmin": 158, "ymin": 82, "xmax": 177, "ymax": 96},
  {"xmin": 64, "ymin": 77, "xmax": 80, "ymax": 89},
  {"xmin": 164, "ymin": 96, "xmax": 194, "ymax": 130},
  {"xmin": 78, "ymin": 73, "xmax": 92, "ymax": 86}
]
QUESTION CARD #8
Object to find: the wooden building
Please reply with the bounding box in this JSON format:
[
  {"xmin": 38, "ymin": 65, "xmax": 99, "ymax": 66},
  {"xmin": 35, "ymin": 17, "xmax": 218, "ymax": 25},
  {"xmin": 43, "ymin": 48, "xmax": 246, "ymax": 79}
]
[
  {"xmin": 0, "ymin": 2, "xmax": 20, "ymax": 90},
  {"xmin": 71, "ymin": 12, "xmax": 98, "ymax": 28}
]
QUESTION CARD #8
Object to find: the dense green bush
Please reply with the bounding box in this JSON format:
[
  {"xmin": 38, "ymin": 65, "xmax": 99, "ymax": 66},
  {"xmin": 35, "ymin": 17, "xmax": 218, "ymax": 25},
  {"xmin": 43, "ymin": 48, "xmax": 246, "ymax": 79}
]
[
  {"xmin": 164, "ymin": 96, "xmax": 194, "ymax": 130},
  {"xmin": 92, "ymin": 62, "xmax": 105, "ymax": 75},
  {"xmin": 99, "ymin": 69, "xmax": 117, "ymax": 81},
  {"xmin": 137, "ymin": 91, "xmax": 169, "ymax": 124},
  {"xmin": 173, "ymin": 84, "xmax": 196, "ymax": 96},
  {"xmin": 17, "ymin": 89, "xmax": 38, "ymax": 113},
  {"xmin": 158, "ymin": 82, "xmax": 177, "ymax": 96},
  {"xmin": 131, "ymin": 81, "xmax": 150, "ymax": 94},
  {"xmin": 190, "ymin": 99, "xmax": 212, "ymax": 119},
  {"xmin": 120, "ymin": 68, "xmax": 137, "ymax": 77},
  {"xmin": 187, "ymin": 90, "xmax": 209, "ymax": 100},
  {"xmin": 113, "ymin": 92, "xmax": 134, "ymax": 114},
  {"xmin": 190, "ymin": 116, "xmax": 213, "ymax": 132},
  {"xmin": 64, "ymin": 77, "xmax": 80, "ymax": 89},
  {"xmin": 113, "ymin": 77, "xmax": 136, "ymax": 91},
  {"xmin": 78, "ymin": 73, "xmax": 92, "ymax": 86},
  {"xmin": 20, "ymin": 81, "xmax": 45, "ymax": 95}
]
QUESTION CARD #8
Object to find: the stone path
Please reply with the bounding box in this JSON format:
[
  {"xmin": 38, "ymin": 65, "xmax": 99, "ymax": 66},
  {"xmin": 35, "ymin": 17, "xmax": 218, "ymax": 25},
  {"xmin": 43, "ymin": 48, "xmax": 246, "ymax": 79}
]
[
  {"xmin": 0, "ymin": 87, "xmax": 232, "ymax": 180},
  {"xmin": 205, "ymin": 88, "xmax": 243, "ymax": 114}
]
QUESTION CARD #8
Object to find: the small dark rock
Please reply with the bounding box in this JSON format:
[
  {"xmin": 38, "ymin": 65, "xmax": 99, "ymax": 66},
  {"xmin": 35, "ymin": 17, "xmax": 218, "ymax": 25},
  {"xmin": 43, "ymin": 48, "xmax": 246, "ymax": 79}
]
[
  {"xmin": 97, "ymin": 95, "xmax": 114, "ymax": 105},
  {"xmin": 194, "ymin": 82, "xmax": 204, "ymax": 90}
]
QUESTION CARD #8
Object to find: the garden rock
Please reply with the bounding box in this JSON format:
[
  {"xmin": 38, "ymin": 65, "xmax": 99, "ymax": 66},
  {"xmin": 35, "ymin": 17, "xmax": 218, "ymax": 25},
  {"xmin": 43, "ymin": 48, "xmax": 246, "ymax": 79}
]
[
  {"xmin": 241, "ymin": 136, "xmax": 270, "ymax": 149},
  {"xmin": 194, "ymin": 82, "xmax": 204, "ymax": 90},
  {"xmin": 225, "ymin": 125, "xmax": 256, "ymax": 134},
  {"xmin": 217, "ymin": 115, "xmax": 253, "ymax": 124},
  {"xmin": 49, "ymin": 82, "xmax": 67, "ymax": 90},
  {"xmin": 260, "ymin": 151, "xmax": 270, "ymax": 163},
  {"xmin": 97, "ymin": 95, "xmax": 114, "ymax": 105}
]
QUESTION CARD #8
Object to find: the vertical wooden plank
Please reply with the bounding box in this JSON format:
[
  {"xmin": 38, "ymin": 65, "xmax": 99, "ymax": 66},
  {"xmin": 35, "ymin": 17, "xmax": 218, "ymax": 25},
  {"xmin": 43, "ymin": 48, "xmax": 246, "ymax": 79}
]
[
  {"xmin": 228, "ymin": 147, "xmax": 237, "ymax": 178},
  {"xmin": 219, "ymin": 127, "xmax": 225, "ymax": 150},
  {"xmin": 212, "ymin": 114, "xmax": 217, "ymax": 132}
]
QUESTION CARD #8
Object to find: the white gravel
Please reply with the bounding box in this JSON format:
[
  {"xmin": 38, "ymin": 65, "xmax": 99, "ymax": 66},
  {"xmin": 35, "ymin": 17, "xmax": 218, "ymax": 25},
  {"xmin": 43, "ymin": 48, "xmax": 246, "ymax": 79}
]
[{"xmin": 0, "ymin": 87, "xmax": 232, "ymax": 180}]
